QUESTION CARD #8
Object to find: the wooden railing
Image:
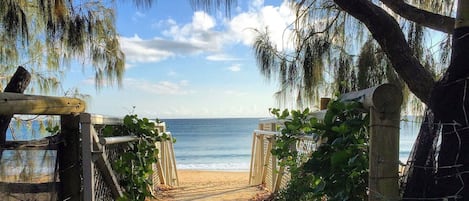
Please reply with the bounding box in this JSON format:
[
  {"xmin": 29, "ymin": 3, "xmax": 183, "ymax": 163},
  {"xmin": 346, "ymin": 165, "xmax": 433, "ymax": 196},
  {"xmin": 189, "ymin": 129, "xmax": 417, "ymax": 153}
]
[
  {"xmin": 0, "ymin": 93, "xmax": 178, "ymax": 201},
  {"xmin": 80, "ymin": 114, "xmax": 178, "ymax": 201},
  {"xmin": 249, "ymin": 117, "xmax": 320, "ymax": 193},
  {"xmin": 249, "ymin": 84, "xmax": 403, "ymax": 201}
]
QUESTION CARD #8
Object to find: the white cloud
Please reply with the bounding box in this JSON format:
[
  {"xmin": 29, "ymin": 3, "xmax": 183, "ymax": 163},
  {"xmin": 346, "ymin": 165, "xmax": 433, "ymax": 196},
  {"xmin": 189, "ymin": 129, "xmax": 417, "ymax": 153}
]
[
  {"xmin": 120, "ymin": 2, "xmax": 296, "ymax": 65},
  {"xmin": 206, "ymin": 54, "xmax": 241, "ymax": 61},
  {"xmin": 162, "ymin": 11, "xmax": 223, "ymax": 52},
  {"xmin": 132, "ymin": 11, "xmax": 146, "ymax": 21},
  {"xmin": 226, "ymin": 1, "xmax": 295, "ymax": 50},
  {"xmin": 120, "ymin": 12, "xmax": 227, "ymax": 64},
  {"xmin": 227, "ymin": 64, "xmax": 241, "ymax": 72},
  {"xmin": 124, "ymin": 78, "xmax": 195, "ymax": 95},
  {"xmin": 120, "ymin": 35, "xmax": 175, "ymax": 63},
  {"xmin": 250, "ymin": 0, "xmax": 265, "ymax": 11}
]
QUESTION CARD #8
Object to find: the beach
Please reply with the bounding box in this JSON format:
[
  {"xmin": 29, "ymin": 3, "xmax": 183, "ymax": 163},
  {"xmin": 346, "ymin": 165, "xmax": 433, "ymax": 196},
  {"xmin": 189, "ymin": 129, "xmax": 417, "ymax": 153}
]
[{"xmin": 155, "ymin": 170, "xmax": 271, "ymax": 201}]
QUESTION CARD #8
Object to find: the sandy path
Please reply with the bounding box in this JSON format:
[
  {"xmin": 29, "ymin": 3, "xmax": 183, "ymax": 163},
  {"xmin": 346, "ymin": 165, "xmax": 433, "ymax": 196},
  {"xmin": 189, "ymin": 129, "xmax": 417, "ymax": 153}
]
[{"xmin": 156, "ymin": 170, "xmax": 270, "ymax": 201}]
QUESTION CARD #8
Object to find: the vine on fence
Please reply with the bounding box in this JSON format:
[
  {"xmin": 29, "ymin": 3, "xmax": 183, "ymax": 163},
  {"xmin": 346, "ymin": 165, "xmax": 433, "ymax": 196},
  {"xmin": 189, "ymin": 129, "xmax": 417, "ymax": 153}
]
[
  {"xmin": 102, "ymin": 114, "xmax": 171, "ymax": 201},
  {"xmin": 271, "ymin": 100, "xmax": 369, "ymax": 201}
]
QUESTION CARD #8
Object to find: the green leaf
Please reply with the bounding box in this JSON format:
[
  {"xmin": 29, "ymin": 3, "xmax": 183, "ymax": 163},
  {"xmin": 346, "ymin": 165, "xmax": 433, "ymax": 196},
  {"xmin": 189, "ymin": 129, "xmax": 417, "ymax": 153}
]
[{"xmin": 331, "ymin": 150, "xmax": 349, "ymax": 167}]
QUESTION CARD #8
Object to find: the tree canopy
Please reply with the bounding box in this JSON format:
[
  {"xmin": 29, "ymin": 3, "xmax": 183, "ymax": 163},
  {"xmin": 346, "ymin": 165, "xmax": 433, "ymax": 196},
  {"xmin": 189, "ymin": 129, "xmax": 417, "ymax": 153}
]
[
  {"xmin": 0, "ymin": 0, "xmax": 240, "ymax": 94},
  {"xmin": 0, "ymin": 0, "xmax": 154, "ymax": 93},
  {"xmin": 253, "ymin": 0, "xmax": 456, "ymax": 111}
]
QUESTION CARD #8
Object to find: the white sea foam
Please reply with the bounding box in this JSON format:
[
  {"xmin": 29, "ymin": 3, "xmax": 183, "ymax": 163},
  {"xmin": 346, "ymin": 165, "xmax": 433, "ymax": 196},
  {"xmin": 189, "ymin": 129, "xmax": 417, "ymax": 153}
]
[{"xmin": 177, "ymin": 162, "xmax": 251, "ymax": 171}]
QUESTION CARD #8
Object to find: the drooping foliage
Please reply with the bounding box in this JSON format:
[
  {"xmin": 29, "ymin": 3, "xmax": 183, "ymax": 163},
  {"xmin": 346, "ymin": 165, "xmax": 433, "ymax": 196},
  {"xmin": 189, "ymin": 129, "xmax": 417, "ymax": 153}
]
[
  {"xmin": 0, "ymin": 0, "xmax": 155, "ymax": 93},
  {"xmin": 253, "ymin": 0, "xmax": 455, "ymax": 112}
]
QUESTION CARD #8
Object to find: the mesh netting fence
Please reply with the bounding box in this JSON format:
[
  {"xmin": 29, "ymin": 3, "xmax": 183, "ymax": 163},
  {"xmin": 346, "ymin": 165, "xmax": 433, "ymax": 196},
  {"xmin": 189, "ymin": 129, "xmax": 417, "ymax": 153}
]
[
  {"xmin": 92, "ymin": 143, "xmax": 129, "ymax": 201},
  {"xmin": 0, "ymin": 149, "xmax": 58, "ymax": 201}
]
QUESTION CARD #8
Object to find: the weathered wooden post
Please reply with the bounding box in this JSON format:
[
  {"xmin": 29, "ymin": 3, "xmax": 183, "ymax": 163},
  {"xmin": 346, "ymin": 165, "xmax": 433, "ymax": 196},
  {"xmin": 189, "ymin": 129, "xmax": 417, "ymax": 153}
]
[
  {"xmin": 58, "ymin": 114, "xmax": 82, "ymax": 201},
  {"xmin": 0, "ymin": 67, "xmax": 31, "ymax": 159},
  {"xmin": 341, "ymin": 83, "xmax": 402, "ymax": 201}
]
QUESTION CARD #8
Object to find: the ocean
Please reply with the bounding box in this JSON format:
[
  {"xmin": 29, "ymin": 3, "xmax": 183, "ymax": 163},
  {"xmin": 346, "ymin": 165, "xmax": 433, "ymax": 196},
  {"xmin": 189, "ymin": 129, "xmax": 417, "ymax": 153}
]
[
  {"xmin": 164, "ymin": 117, "xmax": 420, "ymax": 171},
  {"xmin": 1, "ymin": 117, "xmax": 421, "ymax": 173},
  {"xmin": 163, "ymin": 118, "xmax": 257, "ymax": 171}
]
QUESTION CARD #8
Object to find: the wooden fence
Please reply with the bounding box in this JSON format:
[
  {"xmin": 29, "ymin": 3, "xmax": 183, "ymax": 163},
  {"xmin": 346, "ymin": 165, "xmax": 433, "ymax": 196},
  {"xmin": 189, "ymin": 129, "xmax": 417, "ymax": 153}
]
[
  {"xmin": 80, "ymin": 114, "xmax": 179, "ymax": 201},
  {"xmin": 249, "ymin": 120, "xmax": 318, "ymax": 193},
  {"xmin": 0, "ymin": 93, "xmax": 178, "ymax": 201},
  {"xmin": 249, "ymin": 84, "xmax": 403, "ymax": 201}
]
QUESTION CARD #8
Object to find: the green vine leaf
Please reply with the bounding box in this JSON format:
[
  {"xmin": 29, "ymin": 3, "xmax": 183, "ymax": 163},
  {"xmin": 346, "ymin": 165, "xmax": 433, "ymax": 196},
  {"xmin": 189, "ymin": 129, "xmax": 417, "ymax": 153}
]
[
  {"xmin": 271, "ymin": 100, "xmax": 369, "ymax": 200},
  {"xmin": 103, "ymin": 114, "xmax": 173, "ymax": 201}
]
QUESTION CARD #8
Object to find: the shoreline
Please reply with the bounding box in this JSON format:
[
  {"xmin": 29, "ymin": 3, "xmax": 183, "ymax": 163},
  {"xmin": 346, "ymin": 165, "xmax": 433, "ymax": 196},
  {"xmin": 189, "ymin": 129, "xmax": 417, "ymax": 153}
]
[{"xmin": 177, "ymin": 169, "xmax": 250, "ymax": 172}]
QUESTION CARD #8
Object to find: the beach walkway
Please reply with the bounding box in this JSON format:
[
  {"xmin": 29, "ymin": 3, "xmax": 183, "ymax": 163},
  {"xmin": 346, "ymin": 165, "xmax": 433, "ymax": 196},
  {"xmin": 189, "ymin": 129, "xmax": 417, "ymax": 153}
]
[{"xmin": 156, "ymin": 170, "xmax": 270, "ymax": 201}]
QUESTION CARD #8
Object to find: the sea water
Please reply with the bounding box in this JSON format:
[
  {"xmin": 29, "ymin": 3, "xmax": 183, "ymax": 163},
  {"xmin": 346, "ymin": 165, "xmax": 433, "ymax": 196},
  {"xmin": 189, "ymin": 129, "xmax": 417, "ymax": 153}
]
[
  {"xmin": 164, "ymin": 117, "xmax": 420, "ymax": 171},
  {"xmin": 164, "ymin": 118, "xmax": 257, "ymax": 171},
  {"xmin": 1, "ymin": 117, "xmax": 421, "ymax": 173}
]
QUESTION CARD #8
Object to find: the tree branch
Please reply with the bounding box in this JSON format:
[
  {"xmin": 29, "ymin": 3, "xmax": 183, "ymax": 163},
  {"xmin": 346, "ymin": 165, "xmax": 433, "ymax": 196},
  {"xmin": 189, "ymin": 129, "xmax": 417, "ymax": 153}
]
[
  {"xmin": 334, "ymin": 0, "xmax": 436, "ymax": 104},
  {"xmin": 380, "ymin": 0, "xmax": 454, "ymax": 34}
]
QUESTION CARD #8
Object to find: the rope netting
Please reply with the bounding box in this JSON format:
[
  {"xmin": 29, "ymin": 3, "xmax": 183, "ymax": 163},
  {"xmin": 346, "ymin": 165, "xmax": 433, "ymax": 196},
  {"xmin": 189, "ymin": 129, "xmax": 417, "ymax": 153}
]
[
  {"xmin": 0, "ymin": 147, "xmax": 59, "ymax": 201},
  {"xmin": 401, "ymin": 79, "xmax": 469, "ymax": 200},
  {"xmin": 92, "ymin": 143, "xmax": 129, "ymax": 201}
]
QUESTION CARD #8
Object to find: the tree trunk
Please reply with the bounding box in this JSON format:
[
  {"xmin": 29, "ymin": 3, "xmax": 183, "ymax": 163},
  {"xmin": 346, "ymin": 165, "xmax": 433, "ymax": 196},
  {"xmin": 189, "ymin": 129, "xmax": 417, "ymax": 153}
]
[
  {"xmin": 333, "ymin": 0, "xmax": 469, "ymax": 199},
  {"xmin": 333, "ymin": 0, "xmax": 435, "ymax": 105},
  {"xmin": 0, "ymin": 66, "xmax": 31, "ymax": 145},
  {"xmin": 402, "ymin": 110, "xmax": 440, "ymax": 199},
  {"xmin": 429, "ymin": 0, "xmax": 469, "ymax": 199}
]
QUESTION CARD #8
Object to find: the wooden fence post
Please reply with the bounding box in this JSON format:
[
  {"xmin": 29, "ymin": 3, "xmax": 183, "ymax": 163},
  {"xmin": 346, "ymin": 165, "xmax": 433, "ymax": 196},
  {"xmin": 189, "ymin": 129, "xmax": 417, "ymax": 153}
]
[
  {"xmin": 369, "ymin": 107, "xmax": 401, "ymax": 201},
  {"xmin": 80, "ymin": 113, "xmax": 95, "ymax": 201},
  {"xmin": 340, "ymin": 83, "xmax": 402, "ymax": 200},
  {"xmin": 58, "ymin": 114, "xmax": 82, "ymax": 201}
]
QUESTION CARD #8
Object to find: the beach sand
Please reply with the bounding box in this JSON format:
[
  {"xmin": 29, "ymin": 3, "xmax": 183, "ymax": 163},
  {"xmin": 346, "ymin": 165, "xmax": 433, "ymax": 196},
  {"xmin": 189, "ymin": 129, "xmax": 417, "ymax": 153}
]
[{"xmin": 155, "ymin": 170, "xmax": 271, "ymax": 201}]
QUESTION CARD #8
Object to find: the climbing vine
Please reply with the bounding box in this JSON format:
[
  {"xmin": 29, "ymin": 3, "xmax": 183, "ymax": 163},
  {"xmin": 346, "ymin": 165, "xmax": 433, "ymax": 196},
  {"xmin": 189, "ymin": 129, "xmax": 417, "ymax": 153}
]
[
  {"xmin": 102, "ymin": 114, "xmax": 171, "ymax": 201},
  {"xmin": 271, "ymin": 100, "xmax": 369, "ymax": 201}
]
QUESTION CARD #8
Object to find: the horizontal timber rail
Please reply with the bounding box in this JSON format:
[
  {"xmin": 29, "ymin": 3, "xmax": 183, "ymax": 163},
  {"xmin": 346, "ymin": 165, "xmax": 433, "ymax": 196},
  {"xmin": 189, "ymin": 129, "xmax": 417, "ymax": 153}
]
[
  {"xmin": 0, "ymin": 92, "xmax": 85, "ymax": 115},
  {"xmin": 249, "ymin": 83, "xmax": 403, "ymax": 201},
  {"xmin": 3, "ymin": 136, "xmax": 61, "ymax": 150},
  {"xmin": 99, "ymin": 136, "xmax": 139, "ymax": 145},
  {"xmin": 0, "ymin": 182, "xmax": 60, "ymax": 194}
]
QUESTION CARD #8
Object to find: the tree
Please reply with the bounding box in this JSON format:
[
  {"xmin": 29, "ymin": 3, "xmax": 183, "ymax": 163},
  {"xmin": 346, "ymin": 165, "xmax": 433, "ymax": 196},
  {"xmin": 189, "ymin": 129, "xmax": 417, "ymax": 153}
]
[
  {"xmin": 250, "ymin": 0, "xmax": 469, "ymax": 199},
  {"xmin": 0, "ymin": 0, "xmax": 158, "ymax": 93}
]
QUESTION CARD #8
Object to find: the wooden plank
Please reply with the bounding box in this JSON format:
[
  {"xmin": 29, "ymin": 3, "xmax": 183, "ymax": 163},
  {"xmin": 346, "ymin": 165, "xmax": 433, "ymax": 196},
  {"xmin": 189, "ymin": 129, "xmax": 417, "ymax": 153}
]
[
  {"xmin": 0, "ymin": 92, "xmax": 85, "ymax": 115},
  {"xmin": 0, "ymin": 182, "xmax": 59, "ymax": 193},
  {"xmin": 165, "ymin": 141, "xmax": 173, "ymax": 185},
  {"xmin": 80, "ymin": 113, "xmax": 95, "ymax": 201},
  {"xmin": 3, "ymin": 136, "xmax": 60, "ymax": 150},
  {"xmin": 168, "ymin": 137, "xmax": 179, "ymax": 186},
  {"xmin": 270, "ymin": 137, "xmax": 277, "ymax": 190},
  {"xmin": 248, "ymin": 132, "xmax": 257, "ymax": 185},
  {"xmin": 257, "ymin": 135, "xmax": 265, "ymax": 185},
  {"xmin": 90, "ymin": 114, "xmax": 122, "ymax": 126},
  {"xmin": 273, "ymin": 162, "xmax": 286, "ymax": 193},
  {"xmin": 99, "ymin": 136, "xmax": 138, "ymax": 145},
  {"xmin": 156, "ymin": 157, "xmax": 166, "ymax": 185},
  {"xmin": 58, "ymin": 115, "xmax": 81, "ymax": 201},
  {"xmin": 261, "ymin": 137, "xmax": 273, "ymax": 184}
]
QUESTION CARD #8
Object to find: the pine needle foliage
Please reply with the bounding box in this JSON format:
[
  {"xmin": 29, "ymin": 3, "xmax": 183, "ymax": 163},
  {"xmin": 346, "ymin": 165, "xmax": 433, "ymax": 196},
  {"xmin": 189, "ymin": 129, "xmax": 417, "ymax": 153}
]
[
  {"xmin": 252, "ymin": 0, "xmax": 455, "ymax": 113},
  {"xmin": 0, "ymin": 0, "xmax": 154, "ymax": 93}
]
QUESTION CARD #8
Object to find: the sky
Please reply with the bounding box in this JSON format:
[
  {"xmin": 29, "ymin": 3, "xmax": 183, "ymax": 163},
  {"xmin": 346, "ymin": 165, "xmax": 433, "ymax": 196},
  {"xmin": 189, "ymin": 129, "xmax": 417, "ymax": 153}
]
[{"xmin": 62, "ymin": 0, "xmax": 297, "ymax": 119}]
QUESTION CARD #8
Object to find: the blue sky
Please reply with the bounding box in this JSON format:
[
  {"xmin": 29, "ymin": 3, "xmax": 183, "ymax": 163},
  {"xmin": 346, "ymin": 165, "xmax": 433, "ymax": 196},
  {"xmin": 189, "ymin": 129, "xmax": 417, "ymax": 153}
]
[{"xmin": 62, "ymin": 0, "xmax": 296, "ymax": 118}]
